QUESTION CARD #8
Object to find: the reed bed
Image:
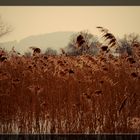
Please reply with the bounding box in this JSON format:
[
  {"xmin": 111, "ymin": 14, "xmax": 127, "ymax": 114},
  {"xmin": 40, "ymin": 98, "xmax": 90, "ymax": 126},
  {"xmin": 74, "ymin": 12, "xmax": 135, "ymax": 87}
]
[{"xmin": 0, "ymin": 48, "xmax": 140, "ymax": 134}]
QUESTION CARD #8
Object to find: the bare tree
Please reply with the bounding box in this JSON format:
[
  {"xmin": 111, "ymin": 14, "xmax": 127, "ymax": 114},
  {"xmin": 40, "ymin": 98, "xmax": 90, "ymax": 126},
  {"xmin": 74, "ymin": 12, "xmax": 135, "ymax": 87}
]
[
  {"xmin": 66, "ymin": 30, "xmax": 98, "ymax": 55},
  {"xmin": 75, "ymin": 30, "xmax": 93, "ymax": 52},
  {"xmin": 0, "ymin": 16, "xmax": 12, "ymax": 61},
  {"xmin": 123, "ymin": 33, "xmax": 140, "ymax": 47},
  {"xmin": 0, "ymin": 16, "xmax": 12, "ymax": 38},
  {"xmin": 119, "ymin": 33, "xmax": 140, "ymax": 57},
  {"xmin": 45, "ymin": 47, "xmax": 57, "ymax": 56}
]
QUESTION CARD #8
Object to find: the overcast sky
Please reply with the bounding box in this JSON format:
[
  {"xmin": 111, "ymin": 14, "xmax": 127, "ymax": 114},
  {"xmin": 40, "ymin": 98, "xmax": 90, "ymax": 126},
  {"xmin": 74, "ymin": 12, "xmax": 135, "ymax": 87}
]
[{"xmin": 0, "ymin": 6, "xmax": 140, "ymax": 42}]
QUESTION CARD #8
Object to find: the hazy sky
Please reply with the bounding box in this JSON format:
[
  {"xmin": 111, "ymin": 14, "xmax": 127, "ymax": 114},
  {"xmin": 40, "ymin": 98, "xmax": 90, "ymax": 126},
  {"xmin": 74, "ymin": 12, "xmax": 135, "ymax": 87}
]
[{"xmin": 0, "ymin": 6, "xmax": 140, "ymax": 42}]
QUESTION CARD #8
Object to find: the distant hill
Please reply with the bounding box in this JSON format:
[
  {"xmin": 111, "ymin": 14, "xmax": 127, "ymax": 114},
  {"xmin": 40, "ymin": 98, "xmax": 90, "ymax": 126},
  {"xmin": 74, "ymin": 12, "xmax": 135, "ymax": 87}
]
[{"xmin": 0, "ymin": 31, "xmax": 74, "ymax": 54}]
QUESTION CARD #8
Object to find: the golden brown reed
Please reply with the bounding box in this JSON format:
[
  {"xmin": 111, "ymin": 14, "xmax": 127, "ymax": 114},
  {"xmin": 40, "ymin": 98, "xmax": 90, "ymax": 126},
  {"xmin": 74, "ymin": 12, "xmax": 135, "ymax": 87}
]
[{"xmin": 0, "ymin": 45, "xmax": 140, "ymax": 134}]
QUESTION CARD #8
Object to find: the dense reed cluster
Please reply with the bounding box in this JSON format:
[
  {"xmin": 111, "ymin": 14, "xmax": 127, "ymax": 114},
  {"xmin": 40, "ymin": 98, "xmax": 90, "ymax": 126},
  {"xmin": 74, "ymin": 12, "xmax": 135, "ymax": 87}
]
[{"xmin": 0, "ymin": 31, "xmax": 140, "ymax": 134}]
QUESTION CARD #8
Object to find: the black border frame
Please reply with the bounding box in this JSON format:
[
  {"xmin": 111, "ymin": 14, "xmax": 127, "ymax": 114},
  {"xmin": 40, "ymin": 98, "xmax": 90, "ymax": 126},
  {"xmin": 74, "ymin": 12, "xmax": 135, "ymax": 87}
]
[
  {"xmin": 0, "ymin": 0, "xmax": 140, "ymax": 6},
  {"xmin": 0, "ymin": 0, "xmax": 140, "ymax": 139},
  {"xmin": 0, "ymin": 134, "xmax": 140, "ymax": 140}
]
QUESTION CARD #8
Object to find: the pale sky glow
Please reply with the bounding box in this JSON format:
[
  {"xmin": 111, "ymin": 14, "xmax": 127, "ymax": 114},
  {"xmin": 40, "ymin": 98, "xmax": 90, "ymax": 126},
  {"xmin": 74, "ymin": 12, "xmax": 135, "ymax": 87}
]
[{"xmin": 0, "ymin": 6, "xmax": 140, "ymax": 42}]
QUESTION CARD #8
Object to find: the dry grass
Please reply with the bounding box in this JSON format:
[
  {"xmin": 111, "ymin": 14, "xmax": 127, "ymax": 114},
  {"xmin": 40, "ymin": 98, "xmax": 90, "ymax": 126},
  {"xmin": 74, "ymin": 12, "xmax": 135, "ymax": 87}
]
[{"xmin": 0, "ymin": 44, "xmax": 140, "ymax": 134}]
